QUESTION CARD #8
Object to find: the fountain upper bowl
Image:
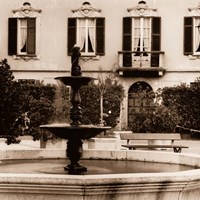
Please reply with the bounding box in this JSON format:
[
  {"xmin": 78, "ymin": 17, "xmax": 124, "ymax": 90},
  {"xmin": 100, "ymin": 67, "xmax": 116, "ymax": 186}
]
[
  {"xmin": 55, "ymin": 76, "xmax": 96, "ymax": 87},
  {"xmin": 40, "ymin": 124, "xmax": 111, "ymax": 140}
]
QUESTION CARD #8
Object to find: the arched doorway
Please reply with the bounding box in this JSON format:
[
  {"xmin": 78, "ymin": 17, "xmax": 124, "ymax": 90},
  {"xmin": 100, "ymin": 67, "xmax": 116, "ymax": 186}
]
[{"xmin": 128, "ymin": 81, "xmax": 153, "ymax": 129}]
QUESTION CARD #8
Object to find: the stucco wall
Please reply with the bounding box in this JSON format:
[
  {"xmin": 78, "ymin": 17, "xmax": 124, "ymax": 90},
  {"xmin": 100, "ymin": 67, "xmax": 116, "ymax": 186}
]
[{"xmin": 0, "ymin": 0, "xmax": 199, "ymax": 81}]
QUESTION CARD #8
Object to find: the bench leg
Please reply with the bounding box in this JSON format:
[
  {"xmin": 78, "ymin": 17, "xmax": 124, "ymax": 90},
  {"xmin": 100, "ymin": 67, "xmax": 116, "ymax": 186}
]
[
  {"xmin": 174, "ymin": 147, "xmax": 181, "ymax": 153},
  {"xmin": 129, "ymin": 147, "xmax": 136, "ymax": 150}
]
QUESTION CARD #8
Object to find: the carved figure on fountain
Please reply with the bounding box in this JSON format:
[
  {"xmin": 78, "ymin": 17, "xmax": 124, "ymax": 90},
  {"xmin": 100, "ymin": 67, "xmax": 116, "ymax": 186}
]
[{"xmin": 71, "ymin": 46, "xmax": 82, "ymax": 76}]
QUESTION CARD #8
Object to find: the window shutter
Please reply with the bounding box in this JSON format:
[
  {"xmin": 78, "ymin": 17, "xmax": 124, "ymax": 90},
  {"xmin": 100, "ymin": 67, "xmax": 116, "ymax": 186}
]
[
  {"xmin": 8, "ymin": 18, "xmax": 17, "ymax": 55},
  {"xmin": 184, "ymin": 17, "xmax": 193, "ymax": 55},
  {"xmin": 96, "ymin": 17, "xmax": 105, "ymax": 55},
  {"xmin": 151, "ymin": 17, "xmax": 161, "ymax": 67},
  {"xmin": 123, "ymin": 17, "xmax": 132, "ymax": 67},
  {"xmin": 123, "ymin": 17, "xmax": 132, "ymax": 51},
  {"xmin": 27, "ymin": 18, "xmax": 36, "ymax": 54},
  {"xmin": 68, "ymin": 18, "xmax": 76, "ymax": 55}
]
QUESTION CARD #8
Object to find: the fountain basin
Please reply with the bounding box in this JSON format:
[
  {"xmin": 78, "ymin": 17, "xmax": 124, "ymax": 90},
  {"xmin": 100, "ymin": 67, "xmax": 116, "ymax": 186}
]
[
  {"xmin": 40, "ymin": 124, "xmax": 110, "ymax": 140},
  {"xmin": 0, "ymin": 149, "xmax": 200, "ymax": 200}
]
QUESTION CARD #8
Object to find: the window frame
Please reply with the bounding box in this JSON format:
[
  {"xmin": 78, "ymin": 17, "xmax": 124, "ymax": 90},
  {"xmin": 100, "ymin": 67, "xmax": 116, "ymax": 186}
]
[
  {"xmin": 77, "ymin": 18, "xmax": 96, "ymax": 56},
  {"xmin": 17, "ymin": 18, "xmax": 36, "ymax": 56},
  {"xmin": 68, "ymin": 17, "xmax": 105, "ymax": 57},
  {"xmin": 132, "ymin": 17, "xmax": 151, "ymax": 53},
  {"xmin": 193, "ymin": 17, "xmax": 200, "ymax": 55}
]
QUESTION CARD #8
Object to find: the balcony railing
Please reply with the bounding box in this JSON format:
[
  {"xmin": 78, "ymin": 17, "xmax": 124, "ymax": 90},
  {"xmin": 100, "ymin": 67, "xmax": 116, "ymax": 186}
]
[{"xmin": 117, "ymin": 51, "xmax": 165, "ymax": 77}]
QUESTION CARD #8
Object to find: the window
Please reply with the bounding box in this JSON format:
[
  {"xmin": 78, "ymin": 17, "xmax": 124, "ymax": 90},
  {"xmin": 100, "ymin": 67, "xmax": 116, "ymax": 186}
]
[
  {"xmin": 122, "ymin": 1, "xmax": 161, "ymax": 67},
  {"xmin": 184, "ymin": 3, "xmax": 200, "ymax": 56},
  {"xmin": 184, "ymin": 17, "xmax": 200, "ymax": 55},
  {"xmin": 68, "ymin": 2, "xmax": 105, "ymax": 56},
  {"xmin": 133, "ymin": 18, "xmax": 150, "ymax": 56},
  {"xmin": 8, "ymin": 2, "xmax": 41, "ymax": 60},
  {"xmin": 78, "ymin": 18, "xmax": 96, "ymax": 55},
  {"xmin": 122, "ymin": 16, "xmax": 161, "ymax": 67},
  {"xmin": 8, "ymin": 18, "xmax": 36, "ymax": 55}
]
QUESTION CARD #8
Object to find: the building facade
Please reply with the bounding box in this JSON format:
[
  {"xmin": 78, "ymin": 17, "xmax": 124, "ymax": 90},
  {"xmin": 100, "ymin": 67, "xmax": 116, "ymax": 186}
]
[{"xmin": 1, "ymin": 0, "xmax": 200, "ymax": 129}]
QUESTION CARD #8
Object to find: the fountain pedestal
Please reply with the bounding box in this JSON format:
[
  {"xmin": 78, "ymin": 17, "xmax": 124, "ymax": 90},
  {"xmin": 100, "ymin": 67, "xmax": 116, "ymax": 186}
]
[{"xmin": 65, "ymin": 138, "xmax": 87, "ymax": 173}]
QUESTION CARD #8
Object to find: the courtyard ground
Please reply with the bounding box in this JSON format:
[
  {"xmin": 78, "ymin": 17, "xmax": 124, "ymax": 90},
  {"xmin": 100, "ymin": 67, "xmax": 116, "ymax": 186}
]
[{"xmin": 0, "ymin": 135, "xmax": 200, "ymax": 155}]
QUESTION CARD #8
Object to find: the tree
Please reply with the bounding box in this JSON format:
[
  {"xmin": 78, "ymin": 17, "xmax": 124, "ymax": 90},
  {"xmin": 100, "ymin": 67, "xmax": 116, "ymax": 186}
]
[
  {"xmin": 80, "ymin": 76, "xmax": 124, "ymax": 127},
  {"xmin": 0, "ymin": 59, "xmax": 16, "ymax": 135}
]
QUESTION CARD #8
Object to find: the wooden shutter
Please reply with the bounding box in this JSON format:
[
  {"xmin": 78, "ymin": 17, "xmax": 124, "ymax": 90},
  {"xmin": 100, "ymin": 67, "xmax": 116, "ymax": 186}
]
[
  {"xmin": 27, "ymin": 18, "xmax": 36, "ymax": 54},
  {"xmin": 8, "ymin": 18, "xmax": 17, "ymax": 55},
  {"xmin": 151, "ymin": 17, "xmax": 161, "ymax": 67},
  {"xmin": 123, "ymin": 17, "xmax": 132, "ymax": 67},
  {"xmin": 96, "ymin": 17, "xmax": 105, "ymax": 55},
  {"xmin": 68, "ymin": 18, "xmax": 76, "ymax": 55},
  {"xmin": 184, "ymin": 17, "xmax": 193, "ymax": 55}
]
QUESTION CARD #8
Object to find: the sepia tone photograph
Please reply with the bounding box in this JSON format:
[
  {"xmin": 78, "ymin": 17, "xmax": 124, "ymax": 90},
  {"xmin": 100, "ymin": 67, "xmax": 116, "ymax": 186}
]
[{"xmin": 0, "ymin": 0, "xmax": 200, "ymax": 199}]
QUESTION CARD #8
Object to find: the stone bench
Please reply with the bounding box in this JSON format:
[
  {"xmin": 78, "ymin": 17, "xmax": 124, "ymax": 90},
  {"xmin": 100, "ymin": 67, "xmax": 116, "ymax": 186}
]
[{"xmin": 120, "ymin": 132, "xmax": 188, "ymax": 153}]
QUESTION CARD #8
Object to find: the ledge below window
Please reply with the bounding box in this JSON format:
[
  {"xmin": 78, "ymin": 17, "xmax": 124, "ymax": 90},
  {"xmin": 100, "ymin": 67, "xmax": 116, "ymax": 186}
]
[
  {"xmin": 13, "ymin": 54, "xmax": 39, "ymax": 61},
  {"xmin": 116, "ymin": 67, "xmax": 166, "ymax": 77}
]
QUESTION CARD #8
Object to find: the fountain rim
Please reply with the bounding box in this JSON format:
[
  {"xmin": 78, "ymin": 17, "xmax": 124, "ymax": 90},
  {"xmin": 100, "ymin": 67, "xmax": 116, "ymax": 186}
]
[
  {"xmin": 0, "ymin": 149, "xmax": 199, "ymax": 186},
  {"xmin": 0, "ymin": 149, "xmax": 200, "ymax": 200}
]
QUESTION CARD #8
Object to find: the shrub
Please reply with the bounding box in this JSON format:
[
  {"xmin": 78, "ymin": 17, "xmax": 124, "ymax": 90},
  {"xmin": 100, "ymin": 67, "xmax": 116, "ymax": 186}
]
[
  {"xmin": 162, "ymin": 78, "xmax": 200, "ymax": 137},
  {"xmin": 130, "ymin": 90, "xmax": 180, "ymax": 133}
]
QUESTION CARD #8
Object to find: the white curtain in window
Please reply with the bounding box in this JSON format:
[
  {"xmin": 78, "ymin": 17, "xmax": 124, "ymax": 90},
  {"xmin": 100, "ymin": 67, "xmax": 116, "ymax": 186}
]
[
  {"xmin": 143, "ymin": 18, "xmax": 150, "ymax": 51},
  {"xmin": 20, "ymin": 19, "xmax": 27, "ymax": 51},
  {"xmin": 134, "ymin": 19, "xmax": 140, "ymax": 52},
  {"xmin": 88, "ymin": 19, "xmax": 95, "ymax": 52},
  {"xmin": 195, "ymin": 18, "xmax": 200, "ymax": 52},
  {"xmin": 78, "ymin": 19, "xmax": 86, "ymax": 51}
]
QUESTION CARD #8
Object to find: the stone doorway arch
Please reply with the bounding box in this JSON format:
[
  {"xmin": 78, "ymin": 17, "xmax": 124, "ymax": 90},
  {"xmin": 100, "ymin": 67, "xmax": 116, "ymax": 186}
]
[{"xmin": 128, "ymin": 81, "xmax": 153, "ymax": 129}]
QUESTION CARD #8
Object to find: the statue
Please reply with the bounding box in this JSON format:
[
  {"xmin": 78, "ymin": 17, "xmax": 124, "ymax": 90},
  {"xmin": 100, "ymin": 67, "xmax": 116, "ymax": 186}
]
[{"xmin": 71, "ymin": 46, "xmax": 82, "ymax": 76}]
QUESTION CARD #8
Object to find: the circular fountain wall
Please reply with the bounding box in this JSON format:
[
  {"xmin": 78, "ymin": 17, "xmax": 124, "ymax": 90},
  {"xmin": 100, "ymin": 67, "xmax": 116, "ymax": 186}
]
[{"xmin": 0, "ymin": 148, "xmax": 200, "ymax": 200}]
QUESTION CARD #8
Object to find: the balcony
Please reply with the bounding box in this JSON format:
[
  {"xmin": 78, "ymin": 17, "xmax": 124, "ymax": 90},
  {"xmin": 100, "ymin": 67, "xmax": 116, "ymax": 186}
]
[{"xmin": 117, "ymin": 51, "xmax": 166, "ymax": 77}]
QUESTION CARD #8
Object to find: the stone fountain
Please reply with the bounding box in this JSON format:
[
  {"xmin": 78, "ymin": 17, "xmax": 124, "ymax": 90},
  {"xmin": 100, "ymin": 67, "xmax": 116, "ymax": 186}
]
[{"xmin": 40, "ymin": 46, "xmax": 110, "ymax": 174}]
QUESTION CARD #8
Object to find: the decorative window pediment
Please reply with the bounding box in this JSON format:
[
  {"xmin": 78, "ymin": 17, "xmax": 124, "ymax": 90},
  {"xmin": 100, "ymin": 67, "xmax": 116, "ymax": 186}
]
[
  {"xmin": 188, "ymin": 3, "xmax": 200, "ymax": 16},
  {"xmin": 71, "ymin": 2, "xmax": 101, "ymax": 18},
  {"xmin": 12, "ymin": 2, "xmax": 41, "ymax": 17},
  {"xmin": 127, "ymin": 0, "xmax": 157, "ymax": 17},
  {"xmin": 8, "ymin": 2, "xmax": 42, "ymax": 61}
]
